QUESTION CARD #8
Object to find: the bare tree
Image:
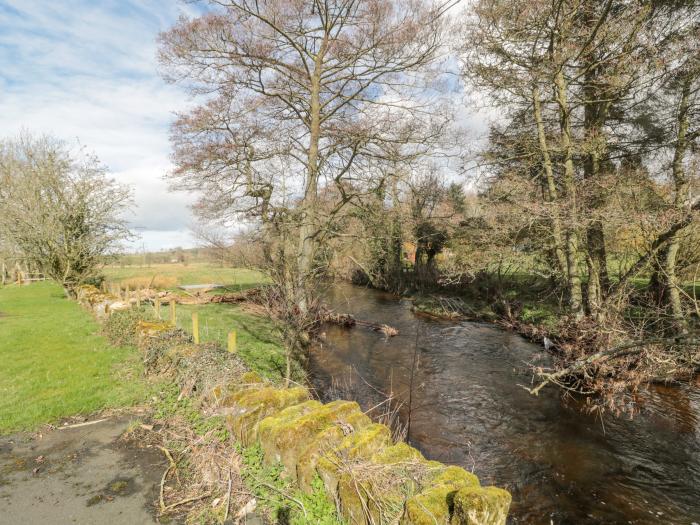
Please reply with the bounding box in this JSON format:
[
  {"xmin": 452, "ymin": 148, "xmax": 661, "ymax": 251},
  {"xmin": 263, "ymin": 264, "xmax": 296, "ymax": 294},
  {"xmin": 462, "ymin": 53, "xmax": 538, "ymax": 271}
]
[
  {"xmin": 0, "ymin": 134, "xmax": 131, "ymax": 295},
  {"xmin": 159, "ymin": 0, "xmax": 453, "ymax": 381}
]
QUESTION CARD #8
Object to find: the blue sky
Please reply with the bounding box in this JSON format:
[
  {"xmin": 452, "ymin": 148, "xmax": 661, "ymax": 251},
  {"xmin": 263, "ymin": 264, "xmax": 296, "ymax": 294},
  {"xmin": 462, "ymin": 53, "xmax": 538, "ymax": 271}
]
[{"xmin": 0, "ymin": 0, "xmax": 205, "ymax": 251}]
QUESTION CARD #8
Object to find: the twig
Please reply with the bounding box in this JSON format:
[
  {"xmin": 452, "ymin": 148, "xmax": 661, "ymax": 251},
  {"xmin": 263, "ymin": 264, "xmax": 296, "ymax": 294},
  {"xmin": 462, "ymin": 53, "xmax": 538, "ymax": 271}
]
[
  {"xmin": 223, "ymin": 469, "xmax": 233, "ymax": 524},
  {"xmin": 157, "ymin": 445, "xmax": 177, "ymax": 513},
  {"xmin": 58, "ymin": 418, "xmax": 108, "ymax": 430},
  {"xmin": 255, "ymin": 482, "xmax": 307, "ymax": 517},
  {"xmin": 162, "ymin": 492, "xmax": 212, "ymax": 512}
]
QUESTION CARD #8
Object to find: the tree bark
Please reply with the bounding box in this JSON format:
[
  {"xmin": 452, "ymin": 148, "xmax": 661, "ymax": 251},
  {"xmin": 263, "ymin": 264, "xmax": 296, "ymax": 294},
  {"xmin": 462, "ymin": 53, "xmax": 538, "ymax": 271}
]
[
  {"xmin": 663, "ymin": 76, "xmax": 692, "ymax": 329},
  {"xmin": 532, "ymin": 86, "xmax": 568, "ymax": 281},
  {"xmin": 554, "ymin": 69, "xmax": 584, "ymax": 318},
  {"xmin": 297, "ymin": 39, "xmax": 327, "ymax": 314}
]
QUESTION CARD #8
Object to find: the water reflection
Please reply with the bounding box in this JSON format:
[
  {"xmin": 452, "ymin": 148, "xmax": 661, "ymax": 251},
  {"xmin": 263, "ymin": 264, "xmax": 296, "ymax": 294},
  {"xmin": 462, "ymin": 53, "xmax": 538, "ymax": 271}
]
[{"xmin": 309, "ymin": 284, "xmax": 700, "ymax": 524}]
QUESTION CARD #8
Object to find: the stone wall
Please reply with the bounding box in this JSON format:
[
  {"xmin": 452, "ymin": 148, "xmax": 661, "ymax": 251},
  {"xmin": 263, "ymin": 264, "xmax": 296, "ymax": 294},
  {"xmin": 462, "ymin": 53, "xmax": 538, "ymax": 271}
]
[{"xmin": 77, "ymin": 285, "xmax": 512, "ymax": 525}]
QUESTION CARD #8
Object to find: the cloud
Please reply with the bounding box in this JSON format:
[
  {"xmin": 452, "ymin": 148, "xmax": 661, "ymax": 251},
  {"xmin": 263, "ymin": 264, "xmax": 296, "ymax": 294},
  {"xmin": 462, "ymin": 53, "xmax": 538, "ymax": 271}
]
[{"xmin": 0, "ymin": 0, "xmax": 202, "ymax": 251}]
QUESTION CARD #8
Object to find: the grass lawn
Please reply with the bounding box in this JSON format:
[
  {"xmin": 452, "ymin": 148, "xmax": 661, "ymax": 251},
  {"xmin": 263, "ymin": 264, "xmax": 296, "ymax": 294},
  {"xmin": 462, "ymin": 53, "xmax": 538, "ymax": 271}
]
[
  {"xmin": 0, "ymin": 282, "xmax": 147, "ymax": 433},
  {"xmin": 103, "ymin": 263, "xmax": 267, "ymax": 291}
]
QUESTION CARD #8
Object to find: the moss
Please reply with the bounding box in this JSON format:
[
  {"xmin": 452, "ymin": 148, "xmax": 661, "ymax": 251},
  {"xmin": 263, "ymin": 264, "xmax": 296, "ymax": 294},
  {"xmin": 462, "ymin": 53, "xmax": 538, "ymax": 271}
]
[
  {"xmin": 210, "ymin": 370, "xmax": 266, "ymax": 404},
  {"xmin": 400, "ymin": 466, "xmax": 481, "ymax": 525},
  {"xmin": 241, "ymin": 370, "xmax": 264, "ymax": 384},
  {"xmin": 450, "ymin": 486, "xmax": 511, "ymax": 525},
  {"xmin": 372, "ymin": 442, "xmax": 424, "ymax": 464},
  {"xmin": 297, "ymin": 410, "xmax": 372, "ymax": 493},
  {"xmin": 430, "ymin": 466, "xmax": 480, "ymax": 488},
  {"xmin": 137, "ymin": 320, "xmax": 172, "ymax": 337},
  {"xmin": 222, "ymin": 386, "xmax": 310, "ymax": 445},
  {"xmin": 317, "ymin": 423, "xmax": 392, "ymax": 498},
  {"xmin": 259, "ymin": 400, "xmax": 365, "ymax": 479}
]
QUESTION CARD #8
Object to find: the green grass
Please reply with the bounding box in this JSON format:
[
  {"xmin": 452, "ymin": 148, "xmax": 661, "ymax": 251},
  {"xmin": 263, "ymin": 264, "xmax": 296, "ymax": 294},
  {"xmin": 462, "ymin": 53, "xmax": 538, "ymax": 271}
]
[
  {"xmin": 102, "ymin": 262, "xmax": 267, "ymax": 290},
  {"xmin": 104, "ymin": 263, "xmax": 300, "ymax": 382},
  {"xmin": 168, "ymin": 301, "xmax": 302, "ymax": 383},
  {"xmin": 0, "ymin": 282, "xmax": 148, "ymax": 433}
]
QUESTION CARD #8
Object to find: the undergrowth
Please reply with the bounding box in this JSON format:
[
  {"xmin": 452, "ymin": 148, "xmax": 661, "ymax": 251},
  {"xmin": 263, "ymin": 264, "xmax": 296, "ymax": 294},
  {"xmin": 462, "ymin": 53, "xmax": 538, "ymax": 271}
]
[{"xmin": 239, "ymin": 443, "xmax": 344, "ymax": 525}]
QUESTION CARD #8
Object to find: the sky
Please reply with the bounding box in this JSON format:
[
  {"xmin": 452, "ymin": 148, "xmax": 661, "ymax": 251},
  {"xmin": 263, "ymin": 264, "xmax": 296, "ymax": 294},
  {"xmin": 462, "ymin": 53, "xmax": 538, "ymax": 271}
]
[
  {"xmin": 0, "ymin": 0, "xmax": 205, "ymax": 252},
  {"xmin": 0, "ymin": 1, "xmax": 491, "ymax": 253}
]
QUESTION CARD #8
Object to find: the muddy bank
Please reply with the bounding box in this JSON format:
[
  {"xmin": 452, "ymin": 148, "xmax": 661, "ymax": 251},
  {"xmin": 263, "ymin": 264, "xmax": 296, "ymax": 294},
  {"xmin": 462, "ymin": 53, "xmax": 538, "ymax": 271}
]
[{"xmin": 0, "ymin": 416, "xmax": 171, "ymax": 525}]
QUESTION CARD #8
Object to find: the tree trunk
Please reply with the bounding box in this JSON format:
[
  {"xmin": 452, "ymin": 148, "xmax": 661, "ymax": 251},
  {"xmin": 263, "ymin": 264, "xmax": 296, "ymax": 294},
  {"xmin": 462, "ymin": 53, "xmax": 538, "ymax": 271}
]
[
  {"xmin": 554, "ymin": 70, "xmax": 584, "ymax": 318},
  {"xmin": 297, "ymin": 44, "xmax": 326, "ymax": 314},
  {"xmin": 532, "ymin": 86, "xmax": 568, "ymax": 281},
  {"xmin": 663, "ymin": 76, "xmax": 691, "ymax": 330},
  {"xmin": 582, "ymin": 64, "xmax": 612, "ymax": 315}
]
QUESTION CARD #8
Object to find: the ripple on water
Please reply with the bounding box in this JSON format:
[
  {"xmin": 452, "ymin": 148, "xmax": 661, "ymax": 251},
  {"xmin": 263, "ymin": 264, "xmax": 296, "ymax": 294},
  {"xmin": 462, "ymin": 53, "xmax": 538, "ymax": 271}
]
[{"xmin": 309, "ymin": 284, "xmax": 700, "ymax": 524}]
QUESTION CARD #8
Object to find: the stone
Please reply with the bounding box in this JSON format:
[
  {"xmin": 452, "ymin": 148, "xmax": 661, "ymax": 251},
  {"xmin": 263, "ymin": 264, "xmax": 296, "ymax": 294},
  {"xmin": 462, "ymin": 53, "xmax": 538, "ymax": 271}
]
[
  {"xmin": 400, "ymin": 466, "xmax": 481, "ymax": 525},
  {"xmin": 450, "ymin": 486, "xmax": 511, "ymax": 525},
  {"xmin": 258, "ymin": 400, "xmax": 365, "ymax": 479},
  {"xmin": 296, "ymin": 409, "xmax": 372, "ymax": 493},
  {"xmin": 222, "ymin": 386, "xmax": 310, "ymax": 445}
]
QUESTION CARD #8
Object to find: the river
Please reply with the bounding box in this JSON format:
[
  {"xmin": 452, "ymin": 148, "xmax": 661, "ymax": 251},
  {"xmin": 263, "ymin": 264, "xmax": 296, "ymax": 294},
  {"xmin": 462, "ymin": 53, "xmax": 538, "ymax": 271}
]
[{"xmin": 308, "ymin": 284, "xmax": 700, "ymax": 524}]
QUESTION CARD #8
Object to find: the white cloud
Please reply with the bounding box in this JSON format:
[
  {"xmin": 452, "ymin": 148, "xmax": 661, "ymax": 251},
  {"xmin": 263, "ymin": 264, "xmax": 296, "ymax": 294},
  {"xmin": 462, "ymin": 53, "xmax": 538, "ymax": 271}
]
[{"xmin": 0, "ymin": 0, "xmax": 202, "ymax": 251}]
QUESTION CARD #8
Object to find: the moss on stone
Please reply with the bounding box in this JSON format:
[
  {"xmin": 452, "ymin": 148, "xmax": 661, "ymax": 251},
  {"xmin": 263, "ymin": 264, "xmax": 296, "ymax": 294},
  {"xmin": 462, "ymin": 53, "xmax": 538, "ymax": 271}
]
[
  {"xmin": 211, "ymin": 370, "xmax": 266, "ymax": 404},
  {"xmin": 317, "ymin": 423, "xmax": 392, "ymax": 497},
  {"xmin": 297, "ymin": 410, "xmax": 372, "ymax": 493},
  {"xmin": 223, "ymin": 386, "xmax": 310, "ymax": 445},
  {"xmin": 372, "ymin": 442, "xmax": 425, "ymax": 464},
  {"xmin": 258, "ymin": 400, "xmax": 364, "ymax": 479},
  {"xmin": 400, "ymin": 465, "xmax": 481, "ymax": 525},
  {"xmin": 430, "ymin": 466, "xmax": 480, "ymax": 488},
  {"xmin": 450, "ymin": 486, "xmax": 511, "ymax": 525},
  {"xmin": 240, "ymin": 370, "xmax": 263, "ymax": 385},
  {"xmin": 137, "ymin": 320, "xmax": 172, "ymax": 337}
]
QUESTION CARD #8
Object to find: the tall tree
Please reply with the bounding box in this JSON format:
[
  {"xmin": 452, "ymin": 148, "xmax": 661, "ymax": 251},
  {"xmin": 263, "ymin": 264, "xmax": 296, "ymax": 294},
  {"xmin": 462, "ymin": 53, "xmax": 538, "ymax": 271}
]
[{"xmin": 160, "ymin": 0, "xmax": 449, "ymax": 306}]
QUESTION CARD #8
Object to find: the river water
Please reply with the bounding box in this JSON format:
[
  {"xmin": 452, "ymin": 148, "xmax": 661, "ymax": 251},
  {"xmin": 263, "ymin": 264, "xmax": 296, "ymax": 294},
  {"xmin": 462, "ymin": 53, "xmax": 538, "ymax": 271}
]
[{"xmin": 308, "ymin": 284, "xmax": 700, "ymax": 524}]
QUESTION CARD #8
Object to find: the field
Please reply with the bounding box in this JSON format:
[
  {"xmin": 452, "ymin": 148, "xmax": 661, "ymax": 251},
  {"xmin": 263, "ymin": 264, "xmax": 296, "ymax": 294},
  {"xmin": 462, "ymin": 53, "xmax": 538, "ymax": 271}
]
[
  {"xmin": 105, "ymin": 263, "xmax": 296, "ymax": 382},
  {"xmin": 102, "ymin": 262, "xmax": 266, "ymax": 291},
  {"xmin": 0, "ymin": 282, "xmax": 147, "ymax": 433}
]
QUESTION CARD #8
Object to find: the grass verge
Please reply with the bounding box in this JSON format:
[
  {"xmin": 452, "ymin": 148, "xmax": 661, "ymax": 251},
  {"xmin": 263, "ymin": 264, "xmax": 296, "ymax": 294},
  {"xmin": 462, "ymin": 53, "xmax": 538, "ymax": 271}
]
[
  {"xmin": 170, "ymin": 302, "xmax": 304, "ymax": 383},
  {"xmin": 0, "ymin": 282, "xmax": 148, "ymax": 433}
]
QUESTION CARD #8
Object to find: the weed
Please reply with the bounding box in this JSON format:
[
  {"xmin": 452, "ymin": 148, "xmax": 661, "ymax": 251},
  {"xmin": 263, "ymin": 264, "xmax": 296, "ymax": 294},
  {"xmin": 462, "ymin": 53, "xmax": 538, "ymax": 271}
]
[{"xmin": 239, "ymin": 443, "xmax": 344, "ymax": 525}]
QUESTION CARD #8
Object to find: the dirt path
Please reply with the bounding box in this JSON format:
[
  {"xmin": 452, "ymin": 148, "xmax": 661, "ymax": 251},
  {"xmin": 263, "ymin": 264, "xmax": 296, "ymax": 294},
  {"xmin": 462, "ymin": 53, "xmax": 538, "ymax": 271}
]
[{"xmin": 0, "ymin": 416, "xmax": 170, "ymax": 525}]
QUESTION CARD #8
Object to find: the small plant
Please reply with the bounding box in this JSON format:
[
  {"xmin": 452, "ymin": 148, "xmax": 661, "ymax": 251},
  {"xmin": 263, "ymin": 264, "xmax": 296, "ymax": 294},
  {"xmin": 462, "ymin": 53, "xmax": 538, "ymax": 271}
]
[{"xmin": 239, "ymin": 443, "xmax": 344, "ymax": 525}]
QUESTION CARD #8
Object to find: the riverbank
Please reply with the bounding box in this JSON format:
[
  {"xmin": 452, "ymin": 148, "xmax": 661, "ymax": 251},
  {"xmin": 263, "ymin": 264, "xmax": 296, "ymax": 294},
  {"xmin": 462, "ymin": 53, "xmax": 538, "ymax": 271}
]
[{"xmin": 81, "ymin": 284, "xmax": 512, "ymax": 524}]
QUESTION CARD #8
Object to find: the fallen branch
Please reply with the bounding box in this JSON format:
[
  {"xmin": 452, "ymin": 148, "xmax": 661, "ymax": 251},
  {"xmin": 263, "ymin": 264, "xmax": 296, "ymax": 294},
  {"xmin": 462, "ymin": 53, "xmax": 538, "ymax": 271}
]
[
  {"xmin": 321, "ymin": 309, "xmax": 399, "ymax": 336},
  {"xmin": 523, "ymin": 336, "xmax": 700, "ymax": 396},
  {"xmin": 58, "ymin": 418, "xmax": 108, "ymax": 430},
  {"xmin": 157, "ymin": 445, "xmax": 177, "ymax": 514}
]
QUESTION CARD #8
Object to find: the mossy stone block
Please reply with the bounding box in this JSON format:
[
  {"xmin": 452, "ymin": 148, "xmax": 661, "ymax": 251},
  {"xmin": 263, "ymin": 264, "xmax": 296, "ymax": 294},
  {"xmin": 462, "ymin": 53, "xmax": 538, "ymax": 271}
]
[
  {"xmin": 317, "ymin": 423, "xmax": 393, "ymax": 497},
  {"xmin": 223, "ymin": 386, "xmax": 310, "ymax": 445},
  {"xmin": 211, "ymin": 371, "xmax": 266, "ymax": 404},
  {"xmin": 259, "ymin": 400, "xmax": 364, "ymax": 479},
  {"xmin": 296, "ymin": 410, "xmax": 372, "ymax": 493},
  {"xmin": 450, "ymin": 486, "xmax": 511, "ymax": 525},
  {"xmin": 372, "ymin": 442, "xmax": 425, "ymax": 464},
  {"xmin": 401, "ymin": 466, "xmax": 481, "ymax": 525}
]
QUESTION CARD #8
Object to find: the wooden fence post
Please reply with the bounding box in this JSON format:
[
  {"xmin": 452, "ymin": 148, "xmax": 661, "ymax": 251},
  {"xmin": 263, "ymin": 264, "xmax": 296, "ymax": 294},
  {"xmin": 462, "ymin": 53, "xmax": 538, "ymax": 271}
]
[
  {"xmin": 155, "ymin": 299, "xmax": 161, "ymax": 319},
  {"xmin": 192, "ymin": 312, "xmax": 199, "ymax": 344},
  {"xmin": 228, "ymin": 331, "xmax": 237, "ymax": 354},
  {"xmin": 170, "ymin": 301, "xmax": 176, "ymax": 326}
]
